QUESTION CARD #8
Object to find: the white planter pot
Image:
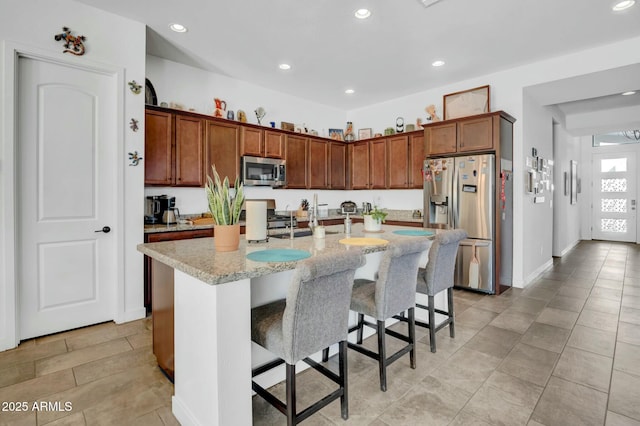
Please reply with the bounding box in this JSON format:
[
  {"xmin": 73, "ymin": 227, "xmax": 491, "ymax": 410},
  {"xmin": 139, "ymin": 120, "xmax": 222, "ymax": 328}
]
[{"xmin": 363, "ymin": 215, "xmax": 382, "ymax": 232}]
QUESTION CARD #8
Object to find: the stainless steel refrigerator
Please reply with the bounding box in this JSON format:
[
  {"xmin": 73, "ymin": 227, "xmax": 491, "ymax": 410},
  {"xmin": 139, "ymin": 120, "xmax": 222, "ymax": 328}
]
[{"xmin": 423, "ymin": 154, "xmax": 512, "ymax": 294}]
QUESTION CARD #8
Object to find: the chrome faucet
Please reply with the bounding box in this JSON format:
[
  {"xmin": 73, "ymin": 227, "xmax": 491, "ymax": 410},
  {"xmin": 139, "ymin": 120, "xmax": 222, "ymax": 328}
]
[
  {"xmin": 309, "ymin": 193, "xmax": 319, "ymax": 234},
  {"xmin": 285, "ymin": 204, "xmax": 294, "ymax": 239}
]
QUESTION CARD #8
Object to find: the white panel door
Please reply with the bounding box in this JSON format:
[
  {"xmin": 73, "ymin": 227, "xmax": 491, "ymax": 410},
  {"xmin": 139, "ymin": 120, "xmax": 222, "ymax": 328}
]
[
  {"xmin": 17, "ymin": 56, "xmax": 118, "ymax": 339},
  {"xmin": 592, "ymin": 152, "xmax": 637, "ymax": 242}
]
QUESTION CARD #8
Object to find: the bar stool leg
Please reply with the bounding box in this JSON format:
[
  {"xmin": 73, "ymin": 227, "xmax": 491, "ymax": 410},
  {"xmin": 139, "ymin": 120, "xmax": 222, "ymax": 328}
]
[
  {"xmin": 428, "ymin": 295, "xmax": 436, "ymax": 353},
  {"xmin": 356, "ymin": 313, "xmax": 365, "ymax": 344},
  {"xmin": 377, "ymin": 320, "xmax": 387, "ymax": 391},
  {"xmin": 339, "ymin": 340, "xmax": 349, "ymax": 420},
  {"xmin": 322, "ymin": 347, "xmax": 329, "ymax": 362},
  {"xmin": 448, "ymin": 287, "xmax": 455, "ymax": 338},
  {"xmin": 408, "ymin": 307, "xmax": 416, "ymax": 369},
  {"xmin": 286, "ymin": 363, "xmax": 296, "ymax": 426}
]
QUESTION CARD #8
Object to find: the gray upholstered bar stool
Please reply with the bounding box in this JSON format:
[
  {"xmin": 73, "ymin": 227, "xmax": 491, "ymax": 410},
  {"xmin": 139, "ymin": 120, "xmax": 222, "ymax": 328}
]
[
  {"xmin": 414, "ymin": 229, "xmax": 467, "ymax": 353},
  {"xmin": 346, "ymin": 238, "xmax": 430, "ymax": 392},
  {"xmin": 251, "ymin": 250, "xmax": 365, "ymax": 425}
]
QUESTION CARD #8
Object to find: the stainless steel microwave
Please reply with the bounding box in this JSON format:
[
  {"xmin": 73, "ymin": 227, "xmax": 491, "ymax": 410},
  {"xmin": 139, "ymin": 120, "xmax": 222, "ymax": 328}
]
[{"xmin": 241, "ymin": 156, "xmax": 286, "ymax": 187}]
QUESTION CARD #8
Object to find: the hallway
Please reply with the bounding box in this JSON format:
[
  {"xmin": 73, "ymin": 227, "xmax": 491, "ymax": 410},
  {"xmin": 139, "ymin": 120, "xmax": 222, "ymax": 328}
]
[{"xmin": 0, "ymin": 240, "xmax": 639, "ymax": 425}]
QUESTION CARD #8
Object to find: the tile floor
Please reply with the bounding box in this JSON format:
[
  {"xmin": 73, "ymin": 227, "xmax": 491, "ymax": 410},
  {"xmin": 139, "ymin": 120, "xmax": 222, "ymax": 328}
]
[{"xmin": 1, "ymin": 240, "xmax": 640, "ymax": 425}]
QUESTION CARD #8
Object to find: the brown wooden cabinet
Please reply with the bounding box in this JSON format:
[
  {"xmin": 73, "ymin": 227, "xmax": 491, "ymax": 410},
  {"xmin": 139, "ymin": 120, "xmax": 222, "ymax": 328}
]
[
  {"xmin": 387, "ymin": 135, "xmax": 409, "ymax": 189},
  {"xmin": 240, "ymin": 127, "xmax": 285, "ymax": 159},
  {"xmin": 264, "ymin": 130, "xmax": 285, "ymax": 159},
  {"xmin": 369, "ymin": 139, "xmax": 387, "ymax": 189},
  {"xmin": 205, "ymin": 120, "xmax": 240, "ymax": 186},
  {"xmin": 175, "ymin": 115, "xmax": 205, "ymax": 186},
  {"xmin": 350, "ymin": 141, "xmax": 370, "ymax": 189},
  {"xmin": 409, "ymin": 133, "xmax": 425, "ymax": 189},
  {"xmin": 329, "ymin": 142, "xmax": 347, "ymax": 189},
  {"xmin": 145, "ymin": 108, "xmax": 205, "ymax": 187},
  {"xmin": 145, "ymin": 110, "xmax": 173, "ymax": 185},
  {"xmin": 308, "ymin": 139, "xmax": 328, "ymax": 188},
  {"xmin": 424, "ymin": 111, "xmax": 515, "ymax": 157},
  {"xmin": 285, "ymin": 135, "xmax": 307, "ymax": 188}
]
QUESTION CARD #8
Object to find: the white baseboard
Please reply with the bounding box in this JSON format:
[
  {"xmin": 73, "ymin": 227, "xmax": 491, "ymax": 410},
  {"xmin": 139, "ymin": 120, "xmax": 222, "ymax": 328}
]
[
  {"xmin": 524, "ymin": 259, "xmax": 554, "ymax": 286},
  {"xmin": 554, "ymin": 239, "xmax": 581, "ymax": 258},
  {"xmin": 173, "ymin": 395, "xmax": 201, "ymax": 426},
  {"xmin": 115, "ymin": 307, "xmax": 146, "ymax": 324}
]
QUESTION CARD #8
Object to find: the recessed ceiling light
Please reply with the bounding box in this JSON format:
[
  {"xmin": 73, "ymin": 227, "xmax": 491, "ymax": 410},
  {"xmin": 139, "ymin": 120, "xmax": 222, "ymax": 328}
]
[
  {"xmin": 431, "ymin": 60, "xmax": 445, "ymax": 67},
  {"xmin": 612, "ymin": 0, "xmax": 635, "ymax": 11},
  {"xmin": 354, "ymin": 8, "xmax": 371, "ymax": 19},
  {"xmin": 622, "ymin": 91, "xmax": 637, "ymax": 95},
  {"xmin": 345, "ymin": 89, "xmax": 355, "ymax": 94},
  {"xmin": 169, "ymin": 23, "xmax": 188, "ymax": 33},
  {"xmin": 279, "ymin": 63, "xmax": 291, "ymax": 70}
]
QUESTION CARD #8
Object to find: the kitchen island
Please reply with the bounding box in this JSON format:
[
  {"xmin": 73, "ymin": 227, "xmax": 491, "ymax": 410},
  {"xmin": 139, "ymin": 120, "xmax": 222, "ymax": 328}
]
[{"xmin": 138, "ymin": 223, "xmax": 438, "ymax": 426}]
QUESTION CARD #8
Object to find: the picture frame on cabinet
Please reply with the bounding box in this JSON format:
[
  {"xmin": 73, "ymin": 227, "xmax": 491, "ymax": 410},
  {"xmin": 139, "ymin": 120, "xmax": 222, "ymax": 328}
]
[
  {"xmin": 443, "ymin": 85, "xmax": 490, "ymax": 120},
  {"xmin": 358, "ymin": 128, "xmax": 372, "ymax": 140},
  {"xmin": 280, "ymin": 121, "xmax": 295, "ymax": 131},
  {"xmin": 329, "ymin": 128, "xmax": 344, "ymax": 141}
]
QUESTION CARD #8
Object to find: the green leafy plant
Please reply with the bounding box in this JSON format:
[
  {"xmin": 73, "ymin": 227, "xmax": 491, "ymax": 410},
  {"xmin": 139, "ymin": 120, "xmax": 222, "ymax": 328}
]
[
  {"xmin": 364, "ymin": 205, "xmax": 387, "ymax": 223},
  {"xmin": 205, "ymin": 165, "xmax": 244, "ymax": 225}
]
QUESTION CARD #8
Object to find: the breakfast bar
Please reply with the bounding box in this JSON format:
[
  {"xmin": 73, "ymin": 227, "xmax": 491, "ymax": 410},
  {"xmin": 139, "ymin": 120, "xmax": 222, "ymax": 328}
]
[{"xmin": 137, "ymin": 223, "xmax": 439, "ymax": 426}]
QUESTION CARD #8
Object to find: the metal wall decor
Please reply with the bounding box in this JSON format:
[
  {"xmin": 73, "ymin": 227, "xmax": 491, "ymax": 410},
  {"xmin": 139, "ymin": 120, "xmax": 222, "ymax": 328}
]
[
  {"xmin": 128, "ymin": 80, "xmax": 142, "ymax": 94},
  {"xmin": 128, "ymin": 151, "xmax": 143, "ymax": 166},
  {"xmin": 129, "ymin": 118, "xmax": 139, "ymax": 132},
  {"xmin": 54, "ymin": 27, "xmax": 87, "ymax": 56}
]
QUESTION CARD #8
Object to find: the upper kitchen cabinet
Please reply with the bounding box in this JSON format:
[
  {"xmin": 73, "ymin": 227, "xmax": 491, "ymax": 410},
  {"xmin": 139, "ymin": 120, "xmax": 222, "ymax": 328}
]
[
  {"xmin": 175, "ymin": 115, "xmax": 205, "ymax": 186},
  {"xmin": 239, "ymin": 127, "xmax": 285, "ymax": 159},
  {"xmin": 328, "ymin": 142, "xmax": 347, "ymax": 190},
  {"xmin": 387, "ymin": 135, "xmax": 410, "ymax": 189},
  {"xmin": 408, "ymin": 132, "xmax": 425, "ymax": 188},
  {"xmin": 350, "ymin": 141, "xmax": 370, "ymax": 190},
  {"xmin": 144, "ymin": 108, "xmax": 205, "ymax": 187},
  {"xmin": 145, "ymin": 109, "xmax": 173, "ymax": 185},
  {"xmin": 285, "ymin": 134, "xmax": 307, "ymax": 188},
  {"xmin": 205, "ymin": 120, "xmax": 240, "ymax": 186},
  {"xmin": 308, "ymin": 139, "xmax": 328, "ymax": 188},
  {"xmin": 369, "ymin": 138, "xmax": 387, "ymax": 189},
  {"xmin": 424, "ymin": 111, "xmax": 515, "ymax": 157}
]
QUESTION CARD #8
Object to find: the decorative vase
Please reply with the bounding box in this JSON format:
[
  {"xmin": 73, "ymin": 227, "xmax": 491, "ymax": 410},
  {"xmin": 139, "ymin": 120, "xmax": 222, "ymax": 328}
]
[
  {"xmin": 214, "ymin": 223, "xmax": 240, "ymax": 252},
  {"xmin": 363, "ymin": 215, "xmax": 382, "ymax": 232}
]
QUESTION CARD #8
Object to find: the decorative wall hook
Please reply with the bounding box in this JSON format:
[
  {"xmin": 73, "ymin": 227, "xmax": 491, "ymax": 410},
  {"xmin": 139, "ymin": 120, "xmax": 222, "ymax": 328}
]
[
  {"xmin": 128, "ymin": 80, "xmax": 142, "ymax": 94},
  {"xmin": 128, "ymin": 151, "xmax": 143, "ymax": 166},
  {"xmin": 54, "ymin": 26, "xmax": 86, "ymax": 56},
  {"xmin": 129, "ymin": 118, "xmax": 139, "ymax": 132}
]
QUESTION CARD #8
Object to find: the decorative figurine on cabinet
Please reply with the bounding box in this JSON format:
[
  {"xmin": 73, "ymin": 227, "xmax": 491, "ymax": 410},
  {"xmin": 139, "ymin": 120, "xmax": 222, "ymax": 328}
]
[
  {"xmin": 425, "ymin": 104, "xmax": 441, "ymax": 122},
  {"xmin": 213, "ymin": 98, "xmax": 227, "ymax": 118}
]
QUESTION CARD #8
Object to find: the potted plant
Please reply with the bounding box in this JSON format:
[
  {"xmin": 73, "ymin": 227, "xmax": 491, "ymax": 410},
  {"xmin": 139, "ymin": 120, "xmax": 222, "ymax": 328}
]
[
  {"xmin": 363, "ymin": 205, "xmax": 387, "ymax": 232},
  {"xmin": 205, "ymin": 165, "xmax": 244, "ymax": 252}
]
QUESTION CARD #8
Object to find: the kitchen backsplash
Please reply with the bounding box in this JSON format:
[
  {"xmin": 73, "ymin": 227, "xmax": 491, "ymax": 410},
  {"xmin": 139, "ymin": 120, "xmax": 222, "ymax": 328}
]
[{"xmin": 144, "ymin": 186, "xmax": 424, "ymax": 216}]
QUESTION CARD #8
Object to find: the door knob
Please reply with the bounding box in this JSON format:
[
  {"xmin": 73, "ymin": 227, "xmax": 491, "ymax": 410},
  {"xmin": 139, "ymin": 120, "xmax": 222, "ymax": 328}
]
[{"xmin": 95, "ymin": 226, "xmax": 111, "ymax": 233}]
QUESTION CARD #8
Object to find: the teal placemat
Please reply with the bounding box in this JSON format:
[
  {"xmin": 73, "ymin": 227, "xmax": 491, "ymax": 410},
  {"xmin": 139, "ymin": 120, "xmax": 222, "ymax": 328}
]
[
  {"xmin": 393, "ymin": 230, "xmax": 434, "ymax": 236},
  {"xmin": 246, "ymin": 249, "xmax": 311, "ymax": 262}
]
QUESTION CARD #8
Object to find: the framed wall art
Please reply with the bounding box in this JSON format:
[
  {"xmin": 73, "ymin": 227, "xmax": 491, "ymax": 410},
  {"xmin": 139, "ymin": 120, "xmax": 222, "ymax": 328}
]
[
  {"xmin": 358, "ymin": 128, "xmax": 372, "ymax": 140},
  {"xmin": 443, "ymin": 85, "xmax": 490, "ymax": 120},
  {"xmin": 328, "ymin": 128, "xmax": 344, "ymax": 141}
]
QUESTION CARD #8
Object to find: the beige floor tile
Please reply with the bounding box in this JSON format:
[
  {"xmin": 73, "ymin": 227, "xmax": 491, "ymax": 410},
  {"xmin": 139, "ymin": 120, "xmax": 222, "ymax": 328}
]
[
  {"xmin": 0, "ymin": 411, "xmax": 36, "ymax": 426},
  {"xmin": 577, "ymin": 309, "xmax": 619, "ymax": 332},
  {"xmin": 72, "ymin": 345, "xmax": 157, "ymax": 385},
  {"xmin": 520, "ymin": 322, "xmax": 571, "ymax": 353},
  {"xmin": 618, "ymin": 322, "xmax": 640, "ymax": 346},
  {"xmin": 531, "ymin": 376, "xmax": 607, "ymax": 426},
  {"xmin": 609, "ymin": 370, "xmax": 640, "ymax": 422},
  {"xmin": 622, "ymin": 294, "xmax": 640, "ymax": 309},
  {"xmin": 0, "ymin": 360, "xmax": 35, "ymax": 388},
  {"xmin": 567, "ymin": 324, "xmax": 617, "ymax": 357},
  {"xmin": 536, "ymin": 307, "xmax": 579, "ymax": 330},
  {"xmin": 449, "ymin": 411, "xmax": 493, "ymax": 426},
  {"xmin": 553, "ymin": 346, "xmax": 612, "ymax": 392},
  {"xmin": 65, "ymin": 320, "xmax": 148, "ymax": 352},
  {"xmin": 523, "ymin": 287, "xmax": 558, "ymax": 301},
  {"xmin": 454, "ymin": 307, "xmax": 499, "ymax": 330},
  {"xmin": 430, "ymin": 347, "xmax": 502, "ymax": 394},
  {"xmin": 595, "ymin": 278, "xmax": 624, "ymax": 290},
  {"xmin": 377, "ymin": 375, "xmax": 472, "ymax": 425},
  {"xmin": 606, "ymin": 411, "xmax": 640, "ymax": 426},
  {"xmin": 129, "ymin": 411, "xmax": 164, "ymax": 426},
  {"xmin": 546, "ymin": 295, "xmax": 586, "ymax": 313},
  {"xmin": 40, "ymin": 412, "xmax": 87, "ymax": 425},
  {"xmin": 126, "ymin": 329, "xmax": 152, "ymax": 349},
  {"xmin": 592, "ymin": 286, "xmax": 623, "ymax": 301},
  {"xmin": 154, "ymin": 406, "xmax": 179, "ymax": 426},
  {"xmin": 35, "ymin": 338, "xmax": 132, "ymax": 376},
  {"xmin": 621, "ymin": 307, "xmax": 640, "ymax": 326},
  {"xmin": 489, "ymin": 307, "xmax": 537, "ymax": 334},
  {"xmin": 472, "ymin": 296, "xmax": 513, "ymax": 314},
  {"xmin": 624, "ymin": 286, "xmax": 640, "ymax": 297},
  {"xmin": 0, "ymin": 339, "xmax": 67, "ymax": 370},
  {"xmin": 584, "ymin": 297, "xmax": 621, "ymax": 315},
  {"xmin": 614, "ymin": 341, "xmax": 640, "ymax": 378},
  {"xmin": 462, "ymin": 325, "xmax": 521, "ymax": 359},
  {"xmin": 557, "ymin": 285, "xmax": 592, "ymax": 300},
  {"xmin": 461, "ymin": 370, "xmax": 543, "ymax": 426},
  {"xmin": 498, "ymin": 343, "xmax": 559, "ymax": 387},
  {"xmin": 508, "ymin": 297, "xmax": 549, "ymax": 316}
]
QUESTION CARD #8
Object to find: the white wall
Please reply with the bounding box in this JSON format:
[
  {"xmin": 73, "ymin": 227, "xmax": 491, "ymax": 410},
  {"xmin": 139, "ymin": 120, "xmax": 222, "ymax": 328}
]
[
  {"xmin": 552, "ymin": 124, "xmax": 582, "ymax": 257},
  {"xmin": 0, "ymin": 0, "xmax": 146, "ymax": 350}
]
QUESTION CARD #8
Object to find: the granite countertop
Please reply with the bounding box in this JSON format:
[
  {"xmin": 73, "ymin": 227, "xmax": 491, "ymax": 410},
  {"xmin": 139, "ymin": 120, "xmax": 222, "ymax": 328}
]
[{"xmin": 138, "ymin": 223, "xmax": 436, "ymax": 286}]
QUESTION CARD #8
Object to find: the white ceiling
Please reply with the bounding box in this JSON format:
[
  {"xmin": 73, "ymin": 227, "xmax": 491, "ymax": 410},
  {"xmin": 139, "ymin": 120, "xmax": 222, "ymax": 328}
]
[{"xmin": 76, "ymin": 0, "xmax": 640, "ymax": 121}]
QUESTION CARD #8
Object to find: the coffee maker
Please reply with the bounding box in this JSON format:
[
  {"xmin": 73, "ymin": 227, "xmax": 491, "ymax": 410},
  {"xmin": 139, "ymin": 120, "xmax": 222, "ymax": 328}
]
[{"xmin": 145, "ymin": 195, "xmax": 175, "ymax": 224}]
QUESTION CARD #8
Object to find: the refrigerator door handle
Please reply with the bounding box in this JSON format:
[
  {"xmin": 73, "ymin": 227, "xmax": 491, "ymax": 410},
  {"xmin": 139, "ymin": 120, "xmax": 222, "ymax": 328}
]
[{"xmin": 451, "ymin": 160, "xmax": 458, "ymax": 229}]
